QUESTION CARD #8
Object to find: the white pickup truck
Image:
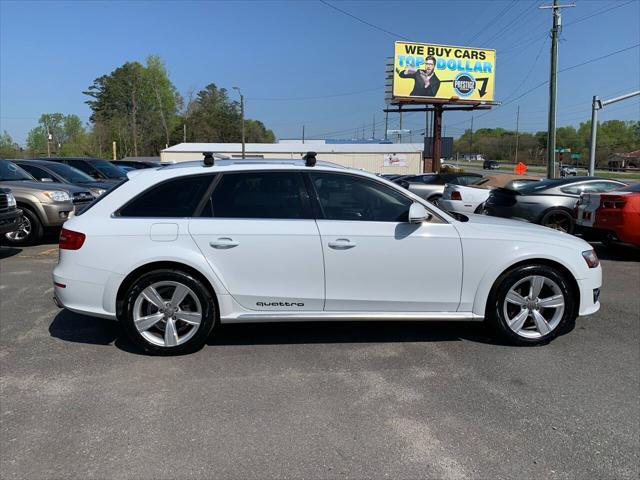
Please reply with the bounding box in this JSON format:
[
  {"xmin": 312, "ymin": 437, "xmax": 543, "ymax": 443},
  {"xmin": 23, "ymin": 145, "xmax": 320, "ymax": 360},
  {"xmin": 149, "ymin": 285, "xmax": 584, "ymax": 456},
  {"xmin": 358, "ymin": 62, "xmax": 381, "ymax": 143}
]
[{"xmin": 439, "ymin": 173, "xmax": 541, "ymax": 214}]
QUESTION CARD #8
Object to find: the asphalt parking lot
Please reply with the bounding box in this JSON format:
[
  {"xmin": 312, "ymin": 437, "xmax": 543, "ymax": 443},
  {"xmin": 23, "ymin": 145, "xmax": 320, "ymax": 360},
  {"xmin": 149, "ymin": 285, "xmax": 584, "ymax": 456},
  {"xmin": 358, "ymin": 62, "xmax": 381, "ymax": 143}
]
[{"xmin": 1, "ymin": 243, "xmax": 638, "ymax": 479}]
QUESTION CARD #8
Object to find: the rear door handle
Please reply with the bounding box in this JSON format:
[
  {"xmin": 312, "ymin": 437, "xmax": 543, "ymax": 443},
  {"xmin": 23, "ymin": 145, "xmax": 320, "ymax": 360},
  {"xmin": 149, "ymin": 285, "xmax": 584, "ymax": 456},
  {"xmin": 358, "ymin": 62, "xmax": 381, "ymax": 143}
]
[
  {"xmin": 328, "ymin": 239, "xmax": 356, "ymax": 250},
  {"xmin": 209, "ymin": 237, "xmax": 239, "ymax": 249}
]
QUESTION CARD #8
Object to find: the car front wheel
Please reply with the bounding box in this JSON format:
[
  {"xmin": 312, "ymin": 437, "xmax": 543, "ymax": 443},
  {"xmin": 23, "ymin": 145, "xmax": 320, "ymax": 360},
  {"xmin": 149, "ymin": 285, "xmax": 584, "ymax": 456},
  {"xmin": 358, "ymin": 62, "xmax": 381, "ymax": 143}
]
[
  {"xmin": 487, "ymin": 265, "xmax": 576, "ymax": 345},
  {"xmin": 4, "ymin": 208, "xmax": 43, "ymax": 246},
  {"xmin": 122, "ymin": 269, "xmax": 216, "ymax": 355}
]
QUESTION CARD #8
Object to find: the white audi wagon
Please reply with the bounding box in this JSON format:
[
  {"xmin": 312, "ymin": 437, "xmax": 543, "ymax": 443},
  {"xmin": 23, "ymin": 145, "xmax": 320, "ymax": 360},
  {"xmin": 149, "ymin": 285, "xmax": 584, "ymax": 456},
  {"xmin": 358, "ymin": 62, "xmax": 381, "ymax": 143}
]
[{"xmin": 53, "ymin": 156, "xmax": 602, "ymax": 354}]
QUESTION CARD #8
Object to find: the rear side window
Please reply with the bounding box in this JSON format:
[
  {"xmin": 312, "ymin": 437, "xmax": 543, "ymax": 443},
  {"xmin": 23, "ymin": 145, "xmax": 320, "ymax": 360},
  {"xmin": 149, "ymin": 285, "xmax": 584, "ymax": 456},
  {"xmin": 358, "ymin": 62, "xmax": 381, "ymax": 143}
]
[
  {"xmin": 561, "ymin": 181, "xmax": 623, "ymax": 195},
  {"xmin": 453, "ymin": 175, "xmax": 481, "ymax": 186},
  {"xmin": 205, "ymin": 172, "xmax": 308, "ymax": 219},
  {"xmin": 18, "ymin": 164, "xmax": 50, "ymax": 181},
  {"xmin": 118, "ymin": 175, "xmax": 214, "ymax": 217}
]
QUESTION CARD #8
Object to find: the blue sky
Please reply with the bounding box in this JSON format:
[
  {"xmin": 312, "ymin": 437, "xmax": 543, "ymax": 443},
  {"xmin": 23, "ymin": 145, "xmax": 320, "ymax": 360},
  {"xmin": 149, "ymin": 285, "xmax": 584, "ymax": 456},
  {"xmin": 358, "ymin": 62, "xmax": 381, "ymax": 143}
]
[{"xmin": 1, "ymin": 0, "xmax": 639, "ymax": 145}]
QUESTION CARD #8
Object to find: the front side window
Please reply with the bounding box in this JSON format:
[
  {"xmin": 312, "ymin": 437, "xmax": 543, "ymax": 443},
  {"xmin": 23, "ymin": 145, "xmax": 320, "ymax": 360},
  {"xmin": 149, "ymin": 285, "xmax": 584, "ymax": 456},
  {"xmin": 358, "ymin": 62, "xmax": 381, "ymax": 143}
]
[
  {"xmin": 310, "ymin": 172, "xmax": 413, "ymax": 222},
  {"xmin": 206, "ymin": 172, "xmax": 308, "ymax": 219},
  {"xmin": 118, "ymin": 175, "xmax": 214, "ymax": 217}
]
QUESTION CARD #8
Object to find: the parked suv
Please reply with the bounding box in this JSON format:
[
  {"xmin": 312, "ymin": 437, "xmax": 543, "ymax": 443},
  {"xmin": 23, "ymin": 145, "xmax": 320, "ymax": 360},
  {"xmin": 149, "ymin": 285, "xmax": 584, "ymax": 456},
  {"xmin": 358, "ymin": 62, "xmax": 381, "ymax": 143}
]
[
  {"xmin": 53, "ymin": 156, "xmax": 601, "ymax": 354},
  {"xmin": 0, "ymin": 160, "xmax": 94, "ymax": 245},
  {"xmin": 14, "ymin": 159, "xmax": 112, "ymax": 197},
  {"xmin": 45, "ymin": 157, "xmax": 126, "ymax": 183},
  {"xmin": 0, "ymin": 188, "xmax": 22, "ymax": 236}
]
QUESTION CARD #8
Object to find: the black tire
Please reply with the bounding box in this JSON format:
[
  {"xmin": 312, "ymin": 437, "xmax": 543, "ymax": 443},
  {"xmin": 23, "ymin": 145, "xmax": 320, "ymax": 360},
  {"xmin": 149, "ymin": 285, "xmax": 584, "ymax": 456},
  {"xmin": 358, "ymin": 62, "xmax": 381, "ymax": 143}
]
[
  {"xmin": 540, "ymin": 209, "xmax": 575, "ymax": 235},
  {"xmin": 3, "ymin": 207, "xmax": 43, "ymax": 246},
  {"xmin": 428, "ymin": 194, "xmax": 442, "ymax": 206},
  {"xmin": 486, "ymin": 264, "xmax": 576, "ymax": 346},
  {"xmin": 122, "ymin": 269, "xmax": 216, "ymax": 355}
]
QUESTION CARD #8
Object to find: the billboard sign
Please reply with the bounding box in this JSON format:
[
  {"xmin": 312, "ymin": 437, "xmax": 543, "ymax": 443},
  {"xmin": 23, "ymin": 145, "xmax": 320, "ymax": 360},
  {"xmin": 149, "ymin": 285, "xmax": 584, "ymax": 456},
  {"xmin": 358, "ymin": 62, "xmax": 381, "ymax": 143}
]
[{"xmin": 392, "ymin": 42, "xmax": 496, "ymax": 103}]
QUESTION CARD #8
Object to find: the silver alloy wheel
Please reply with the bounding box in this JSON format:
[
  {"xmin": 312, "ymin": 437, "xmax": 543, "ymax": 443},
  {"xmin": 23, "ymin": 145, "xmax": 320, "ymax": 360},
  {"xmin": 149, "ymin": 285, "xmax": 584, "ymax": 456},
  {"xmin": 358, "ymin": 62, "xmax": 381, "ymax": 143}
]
[
  {"xmin": 5, "ymin": 215, "xmax": 31, "ymax": 241},
  {"xmin": 133, "ymin": 281, "xmax": 202, "ymax": 347},
  {"xmin": 503, "ymin": 275, "xmax": 565, "ymax": 339}
]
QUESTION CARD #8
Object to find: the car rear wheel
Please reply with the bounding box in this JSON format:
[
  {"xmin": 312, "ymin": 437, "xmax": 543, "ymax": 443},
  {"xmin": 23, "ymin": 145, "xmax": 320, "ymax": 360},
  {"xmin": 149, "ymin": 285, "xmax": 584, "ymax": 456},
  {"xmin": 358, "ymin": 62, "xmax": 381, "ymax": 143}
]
[
  {"xmin": 487, "ymin": 265, "xmax": 575, "ymax": 345},
  {"xmin": 122, "ymin": 269, "xmax": 216, "ymax": 355},
  {"xmin": 540, "ymin": 209, "xmax": 574, "ymax": 234},
  {"xmin": 428, "ymin": 194, "xmax": 442, "ymax": 206},
  {"xmin": 4, "ymin": 207, "xmax": 43, "ymax": 246}
]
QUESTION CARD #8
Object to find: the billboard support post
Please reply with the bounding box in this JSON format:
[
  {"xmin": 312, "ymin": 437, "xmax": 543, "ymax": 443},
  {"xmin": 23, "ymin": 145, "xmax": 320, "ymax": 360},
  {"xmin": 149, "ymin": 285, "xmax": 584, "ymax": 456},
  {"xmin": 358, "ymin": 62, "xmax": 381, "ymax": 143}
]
[{"xmin": 432, "ymin": 105, "xmax": 443, "ymax": 173}]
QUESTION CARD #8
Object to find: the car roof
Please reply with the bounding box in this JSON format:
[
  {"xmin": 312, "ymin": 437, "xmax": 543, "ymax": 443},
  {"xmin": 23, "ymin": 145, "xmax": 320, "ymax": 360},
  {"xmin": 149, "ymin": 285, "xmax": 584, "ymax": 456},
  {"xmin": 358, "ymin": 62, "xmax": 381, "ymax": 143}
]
[
  {"xmin": 13, "ymin": 159, "xmax": 63, "ymax": 168},
  {"xmin": 161, "ymin": 157, "xmax": 350, "ymax": 171}
]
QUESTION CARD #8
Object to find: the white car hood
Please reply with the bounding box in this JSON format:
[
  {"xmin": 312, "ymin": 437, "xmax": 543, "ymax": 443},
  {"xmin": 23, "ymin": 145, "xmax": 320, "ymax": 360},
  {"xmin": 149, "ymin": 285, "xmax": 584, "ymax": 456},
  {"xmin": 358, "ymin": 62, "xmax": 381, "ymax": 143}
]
[{"xmin": 455, "ymin": 213, "xmax": 592, "ymax": 250}]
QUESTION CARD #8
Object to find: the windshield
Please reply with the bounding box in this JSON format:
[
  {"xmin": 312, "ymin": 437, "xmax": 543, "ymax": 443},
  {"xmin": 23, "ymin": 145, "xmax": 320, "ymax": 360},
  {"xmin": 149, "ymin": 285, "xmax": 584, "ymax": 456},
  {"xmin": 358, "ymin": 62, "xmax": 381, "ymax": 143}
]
[
  {"xmin": 0, "ymin": 160, "xmax": 36, "ymax": 181},
  {"xmin": 47, "ymin": 163, "xmax": 96, "ymax": 183},
  {"xmin": 91, "ymin": 159, "xmax": 126, "ymax": 179}
]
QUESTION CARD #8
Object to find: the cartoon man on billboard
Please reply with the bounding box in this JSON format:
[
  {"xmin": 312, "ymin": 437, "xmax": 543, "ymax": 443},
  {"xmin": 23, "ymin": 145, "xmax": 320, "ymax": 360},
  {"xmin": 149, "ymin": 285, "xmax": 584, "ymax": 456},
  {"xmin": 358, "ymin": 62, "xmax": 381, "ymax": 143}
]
[{"xmin": 396, "ymin": 56, "xmax": 441, "ymax": 97}]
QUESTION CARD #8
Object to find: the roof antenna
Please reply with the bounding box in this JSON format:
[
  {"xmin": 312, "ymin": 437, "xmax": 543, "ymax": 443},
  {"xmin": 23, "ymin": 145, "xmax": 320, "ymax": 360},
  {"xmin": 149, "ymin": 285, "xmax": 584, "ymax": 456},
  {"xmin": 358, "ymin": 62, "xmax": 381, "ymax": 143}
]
[
  {"xmin": 303, "ymin": 151, "xmax": 317, "ymax": 167},
  {"xmin": 203, "ymin": 152, "xmax": 214, "ymax": 167}
]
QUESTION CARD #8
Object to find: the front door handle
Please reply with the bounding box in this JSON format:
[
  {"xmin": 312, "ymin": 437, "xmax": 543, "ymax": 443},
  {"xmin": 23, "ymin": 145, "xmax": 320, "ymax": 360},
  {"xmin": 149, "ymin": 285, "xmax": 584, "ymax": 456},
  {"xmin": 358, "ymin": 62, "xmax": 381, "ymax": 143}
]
[
  {"xmin": 328, "ymin": 239, "xmax": 356, "ymax": 250},
  {"xmin": 209, "ymin": 238, "xmax": 239, "ymax": 249}
]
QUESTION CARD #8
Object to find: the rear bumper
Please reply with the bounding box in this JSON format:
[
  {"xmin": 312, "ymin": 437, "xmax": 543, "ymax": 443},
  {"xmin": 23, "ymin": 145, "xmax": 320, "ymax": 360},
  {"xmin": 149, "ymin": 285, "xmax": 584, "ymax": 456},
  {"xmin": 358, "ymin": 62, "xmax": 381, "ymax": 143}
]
[{"xmin": 439, "ymin": 199, "xmax": 478, "ymax": 214}]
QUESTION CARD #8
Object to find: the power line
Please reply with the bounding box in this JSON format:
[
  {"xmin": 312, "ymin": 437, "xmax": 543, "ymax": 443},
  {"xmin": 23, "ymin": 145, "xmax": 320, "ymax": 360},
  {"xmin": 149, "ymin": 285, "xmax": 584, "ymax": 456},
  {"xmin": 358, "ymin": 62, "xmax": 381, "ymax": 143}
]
[
  {"xmin": 565, "ymin": 0, "xmax": 635, "ymax": 27},
  {"xmin": 318, "ymin": 0, "xmax": 410, "ymax": 40},
  {"xmin": 466, "ymin": 0, "xmax": 518, "ymax": 45},
  {"xmin": 248, "ymin": 86, "xmax": 382, "ymax": 101},
  {"xmin": 446, "ymin": 43, "xmax": 640, "ymax": 128}
]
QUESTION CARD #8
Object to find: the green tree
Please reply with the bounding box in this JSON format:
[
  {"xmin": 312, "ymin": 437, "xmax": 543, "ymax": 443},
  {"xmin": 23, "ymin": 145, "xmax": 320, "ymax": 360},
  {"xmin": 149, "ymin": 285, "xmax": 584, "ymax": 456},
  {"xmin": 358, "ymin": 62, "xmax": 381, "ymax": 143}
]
[
  {"xmin": 0, "ymin": 131, "xmax": 22, "ymax": 159},
  {"xmin": 84, "ymin": 56, "xmax": 181, "ymax": 157},
  {"xmin": 26, "ymin": 113, "xmax": 88, "ymax": 156}
]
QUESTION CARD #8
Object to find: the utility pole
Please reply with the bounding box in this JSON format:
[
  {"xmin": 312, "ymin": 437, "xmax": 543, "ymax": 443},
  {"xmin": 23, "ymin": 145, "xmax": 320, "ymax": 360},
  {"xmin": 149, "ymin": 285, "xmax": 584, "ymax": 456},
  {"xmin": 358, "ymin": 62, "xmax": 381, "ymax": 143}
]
[
  {"xmin": 183, "ymin": 124, "xmax": 186, "ymax": 143},
  {"xmin": 515, "ymin": 105, "xmax": 520, "ymax": 164},
  {"xmin": 540, "ymin": 0, "xmax": 575, "ymax": 178},
  {"xmin": 112, "ymin": 141, "xmax": 117, "ymax": 161},
  {"xmin": 302, "ymin": 125, "xmax": 305, "ymax": 144},
  {"xmin": 469, "ymin": 116, "xmax": 474, "ymax": 161},
  {"xmin": 45, "ymin": 124, "xmax": 51, "ymax": 158},
  {"xmin": 233, "ymin": 87, "xmax": 245, "ymax": 158},
  {"xmin": 588, "ymin": 90, "xmax": 640, "ymax": 175},
  {"xmin": 372, "ymin": 114, "xmax": 376, "ymax": 139},
  {"xmin": 384, "ymin": 109, "xmax": 389, "ymax": 141}
]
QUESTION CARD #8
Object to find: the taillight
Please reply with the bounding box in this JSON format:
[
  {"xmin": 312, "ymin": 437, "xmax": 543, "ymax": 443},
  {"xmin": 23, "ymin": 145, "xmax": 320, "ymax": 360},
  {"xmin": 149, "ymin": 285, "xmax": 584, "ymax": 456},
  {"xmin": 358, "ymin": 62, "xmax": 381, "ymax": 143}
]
[
  {"xmin": 601, "ymin": 196, "xmax": 626, "ymax": 209},
  {"xmin": 59, "ymin": 228, "xmax": 86, "ymax": 250},
  {"xmin": 451, "ymin": 191, "xmax": 462, "ymax": 201}
]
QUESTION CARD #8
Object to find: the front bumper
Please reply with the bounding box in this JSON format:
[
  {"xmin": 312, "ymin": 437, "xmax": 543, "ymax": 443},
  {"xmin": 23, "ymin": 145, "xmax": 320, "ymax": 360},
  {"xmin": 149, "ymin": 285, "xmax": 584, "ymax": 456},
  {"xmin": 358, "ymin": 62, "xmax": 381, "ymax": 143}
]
[
  {"xmin": 41, "ymin": 202, "xmax": 74, "ymax": 226},
  {"xmin": 577, "ymin": 266, "xmax": 602, "ymax": 316}
]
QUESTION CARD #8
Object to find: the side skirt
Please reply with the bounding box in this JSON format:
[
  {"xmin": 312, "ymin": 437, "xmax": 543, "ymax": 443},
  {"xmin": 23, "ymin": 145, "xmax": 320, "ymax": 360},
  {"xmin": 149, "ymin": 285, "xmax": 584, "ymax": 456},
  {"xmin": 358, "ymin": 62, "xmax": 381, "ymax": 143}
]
[{"xmin": 220, "ymin": 311, "xmax": 484, "ymax": 324}]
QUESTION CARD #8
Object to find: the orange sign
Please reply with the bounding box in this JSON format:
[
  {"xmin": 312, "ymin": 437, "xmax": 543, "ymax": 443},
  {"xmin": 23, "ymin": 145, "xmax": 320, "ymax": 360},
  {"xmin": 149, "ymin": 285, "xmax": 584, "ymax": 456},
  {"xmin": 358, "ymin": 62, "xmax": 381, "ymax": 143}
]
[{"xmin": 514, "ymin": 162, "xmax": 528, "ymax": 175}]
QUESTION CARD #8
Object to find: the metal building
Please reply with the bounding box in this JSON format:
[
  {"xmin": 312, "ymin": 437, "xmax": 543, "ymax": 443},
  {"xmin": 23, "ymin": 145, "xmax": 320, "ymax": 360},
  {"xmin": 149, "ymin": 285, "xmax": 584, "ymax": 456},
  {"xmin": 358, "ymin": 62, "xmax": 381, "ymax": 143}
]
[{"xmin": 160, "ymin": 142, "xmax": 425, "ymax": 175}]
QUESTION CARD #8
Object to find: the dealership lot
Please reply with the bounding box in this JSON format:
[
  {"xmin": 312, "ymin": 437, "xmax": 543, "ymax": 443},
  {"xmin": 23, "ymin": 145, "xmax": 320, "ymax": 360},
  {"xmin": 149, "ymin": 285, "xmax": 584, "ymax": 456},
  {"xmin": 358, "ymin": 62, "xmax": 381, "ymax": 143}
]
[{"xmin": 1, "ymin": 243, "xmax": 638, "ymax": 479}]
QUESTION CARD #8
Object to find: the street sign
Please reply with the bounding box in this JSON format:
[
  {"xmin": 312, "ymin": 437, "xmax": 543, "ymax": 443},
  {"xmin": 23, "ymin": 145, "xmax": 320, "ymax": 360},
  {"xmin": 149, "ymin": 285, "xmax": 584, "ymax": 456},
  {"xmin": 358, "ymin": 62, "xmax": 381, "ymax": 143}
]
[
  {"xmin": 571, "ymin": 153, "xmax": 581, "ymax": 160},
  {"xmin": 514, "ymin": 162, "xmax": 528, "ymax": 175},
  {"xmin": 386, "ymin": 129, "xmax": 410, "ymax": 135},
  {"xmin": 555, "ymin": 148, "xmax": 571, "ymax": 153}
]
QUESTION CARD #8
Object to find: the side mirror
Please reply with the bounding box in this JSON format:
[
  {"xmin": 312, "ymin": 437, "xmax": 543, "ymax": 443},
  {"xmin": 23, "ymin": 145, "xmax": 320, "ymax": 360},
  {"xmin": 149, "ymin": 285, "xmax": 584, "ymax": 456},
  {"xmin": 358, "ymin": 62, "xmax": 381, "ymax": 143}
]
[
  {"xmin": 408, "ymin": 202, "xmax": 432, "ymax": 223},
  {"xmin": 41, "ymin": 177, "xmax": 54, "ymax": 182}
]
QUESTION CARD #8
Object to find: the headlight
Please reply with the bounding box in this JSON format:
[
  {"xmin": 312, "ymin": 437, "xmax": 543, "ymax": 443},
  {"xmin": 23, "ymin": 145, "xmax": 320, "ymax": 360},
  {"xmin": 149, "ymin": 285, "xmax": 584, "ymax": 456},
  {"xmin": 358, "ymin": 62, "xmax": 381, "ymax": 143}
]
[
  {"xmin": 43, "ymin": 190, "xmax": 71, "ymax": 202},
  {"xmin": 6, "ymin": 192, "xmax": 16, "ymax": 207},
  {"xmin": 89, "ymin": 187, "xmax": 106, "ymax": 197},
  {"xmin": 582, "ymin": 249, "xmax": 600, "ymax": 268}
]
